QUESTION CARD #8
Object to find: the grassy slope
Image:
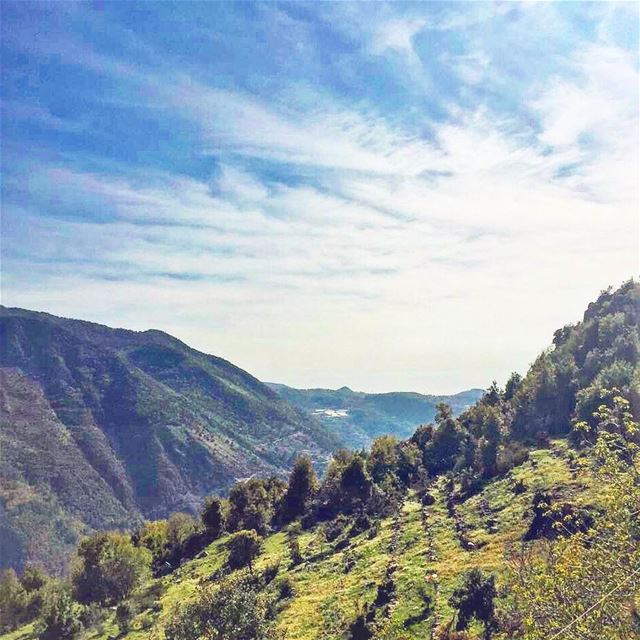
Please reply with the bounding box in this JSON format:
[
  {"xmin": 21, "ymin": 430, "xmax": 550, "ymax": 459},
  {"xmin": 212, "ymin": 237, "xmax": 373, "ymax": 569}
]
[{"xmin": 3, "ymin": 440, "xmax": 600, "ymax": 640}]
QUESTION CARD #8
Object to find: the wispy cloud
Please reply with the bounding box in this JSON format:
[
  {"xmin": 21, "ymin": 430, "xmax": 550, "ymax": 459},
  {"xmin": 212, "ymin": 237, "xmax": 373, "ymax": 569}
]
[{"xmin": 1, "ymin": 1, "xmax": 637, "ymax": 392}]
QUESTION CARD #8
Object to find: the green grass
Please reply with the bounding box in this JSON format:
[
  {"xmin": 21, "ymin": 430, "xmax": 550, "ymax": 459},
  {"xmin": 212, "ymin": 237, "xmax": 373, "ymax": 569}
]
[{"xmin": 2, "ymin": 441, "xmax": 604, "ymax": 640}]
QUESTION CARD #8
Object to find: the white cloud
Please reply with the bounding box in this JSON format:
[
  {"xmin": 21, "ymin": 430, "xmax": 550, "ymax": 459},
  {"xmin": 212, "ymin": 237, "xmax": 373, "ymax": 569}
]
[
  {"xmin": 370, "ymin": 18, "xmax": 426, "ymax": 57},
  {"xmin": 2, "ymin": 5, "xmax": 638, "ymax": 393}
]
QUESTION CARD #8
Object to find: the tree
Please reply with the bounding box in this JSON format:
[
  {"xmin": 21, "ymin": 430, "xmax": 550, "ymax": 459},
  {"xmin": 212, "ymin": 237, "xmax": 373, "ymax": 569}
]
[
  {"xmin": 340, "ymin": 454, "xmax": 373, "ymax": 514},
  {"xmin": 164, "ymin": 572, "xmax": 281, "ymax": 640},
  {"xmin": 72, "ymin": 531, "xmax": 151, "ymax": 605},
  {"xmin": 504, "ymin": 372, "xmax": 523, "ymax": 401},
  {"xmin": 228, "ymin": 478, "xmax": 283, "ymax": 535},
  {"xmin": 38, "ymin": 582, "xmax": 83, "ymax": 640},
  {"xmin": 167, "ymin": 512, "xmax": 198, "ymax": 550},
  {"xmin": 227, "ymin": 530, "xmax": 262, "ymax": 572},
  {"xmin": 367, "ymin": 436, "xmax": 399, "ymax": 483},
  {"xmin": 449, "ymin": 568, "xmax": 497, "ymax": 638},
  {"xmin": 281, "ymin": 455, "xmax": 318, "ymax": 522},
  {"xmin": 0, "ymin": 569, "xmax": 28, "ymax": 631},
  {"xmin": 424, "ymin": 404, "xmax": 465, "ymax": 475},
  {"xmin": 134, "ymin": 519, "xmax": 170, "ymax": 568},
  {"xmin": 20, "ymin": 565, "xmax": 48, "ymax": 593},
  {"xmin": 202, "ymin": 496, "xmax": 226, "ymax": 539}
]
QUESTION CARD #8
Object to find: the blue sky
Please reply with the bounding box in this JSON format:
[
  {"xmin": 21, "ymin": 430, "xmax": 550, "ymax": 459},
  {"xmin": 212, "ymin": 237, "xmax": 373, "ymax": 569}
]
[{"xmin": 1, "ymin": 2, "xmax": 638, "ymax": 393}]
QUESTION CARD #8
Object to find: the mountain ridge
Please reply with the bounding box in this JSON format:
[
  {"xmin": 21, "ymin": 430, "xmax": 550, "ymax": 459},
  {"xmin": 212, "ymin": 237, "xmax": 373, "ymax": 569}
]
[
  {"xmin": 0, "ymin": 306, "xmax": 338, "ymax": 572},
  {"xmin": 267, "ymin": 382, "xmax": 484, "ymax": 447}
]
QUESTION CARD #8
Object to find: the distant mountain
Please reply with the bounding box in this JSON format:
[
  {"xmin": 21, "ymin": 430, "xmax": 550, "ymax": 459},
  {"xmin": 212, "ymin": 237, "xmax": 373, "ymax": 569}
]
[
  {"xmin": 267, "ymin": 383, "xmax": 484, "ymax": 447},
  {"xmin": 0, "ymin": 307, "xmax": 337, "ymax": 573}
]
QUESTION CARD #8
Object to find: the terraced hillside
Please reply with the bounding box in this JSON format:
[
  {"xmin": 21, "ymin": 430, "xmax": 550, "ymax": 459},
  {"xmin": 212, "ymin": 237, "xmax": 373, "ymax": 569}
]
[
  {"xmin": 1, "ymin": 281, "xmax": 637, "ymax": 640},
  {"xmin": 0, "ymin": 441, "xmax": 599, "ymax": 640}
]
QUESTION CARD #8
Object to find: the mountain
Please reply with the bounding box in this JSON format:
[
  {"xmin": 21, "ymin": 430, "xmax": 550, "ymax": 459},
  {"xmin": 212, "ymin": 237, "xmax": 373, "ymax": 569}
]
[
  {"xmin": 3, "ymin": 281, "xmax": 637, "ymax": 640},
  {"xmin": 267, "ymin": 383, "xmax": 484, "ymax": 447},
  {"xmin": 1, "ymin": 281, "xmax": 638, "ymax": 640},
  {"xmin": 0, "ymin": 307, "xmax": 337, "ymax": 573}
]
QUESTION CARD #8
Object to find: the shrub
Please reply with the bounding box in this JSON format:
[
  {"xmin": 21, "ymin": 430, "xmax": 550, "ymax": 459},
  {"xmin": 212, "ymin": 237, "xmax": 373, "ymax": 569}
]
[
  {"xmin": 38, "ymin": 582, "xmax": 83, "ymax": 640},
  {"xmin": 164, "ymin": 572, "xmax": 281, "ymax": 640},
  {"xmin": 115, "ymin": 601, "xmax": 135, "ymax": 634},
  {"xmin": 227, "ymin": 530, "xmax": 262, "ymax": 572},
  {"xmin": 523, "ymin": 491, "xmax": 595, "ymax": 541},
  {"xmin": 448, "ymin": 568, "xmax": 497, "ymax": 637},
  {"xmin": 0, "ymin": 569, "xmax": 28, "ymax": 631},
  {"xmin": 72, "ymin": 531, "xmax": 151, "ymax": 605},
  {"xmin": 20, "ymin": 565, "xmax": 48, "ymax": 593},
  {"xmin": 288, "ymin": 537, "xmax": 303, "ymax": 566},
  {"xmin": 275, "ymin": 576, "xmax": 294, "ymax": 600},
  {"xmin": 497, "ymin": 441, "xmax": 529, "ymax": 474},
  {"xmin": 262, "ymin": 562, "xmax": 280, "ymax": 586},
  {"xmin": 78, "ymin": 602, "xmax": 104, "ymax": 628},
  {"xmin": 324, "ymin": 515, "xmax": 349, "ymax": 542}
]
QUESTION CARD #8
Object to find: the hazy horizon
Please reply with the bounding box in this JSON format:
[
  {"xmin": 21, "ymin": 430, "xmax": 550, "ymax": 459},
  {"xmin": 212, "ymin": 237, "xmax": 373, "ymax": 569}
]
[{"xmin": 2, "ymin": 2, "xmax": 638, "ymax": 394}]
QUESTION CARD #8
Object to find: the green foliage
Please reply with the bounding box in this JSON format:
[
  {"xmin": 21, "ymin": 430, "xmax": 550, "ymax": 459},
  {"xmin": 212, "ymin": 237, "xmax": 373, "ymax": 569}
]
[
  {"xmin": 202, "ymin": 497, "xmax": 227, "ymax": 539},
  {"xmin": 37, "ymin": 582, "xmax": 83, "ymax": 640},
  {"xmin": 134, "ymin": 519, "xmax": 171, "ymax": 569},
  {"xmin": 115, "ymin": 601, "xmax": 134, "ymax": 634},
  {"xmin": 367, "ymin": 436, "xmax": 400, "ymax": 483},
  {"xmin": 0, "ymin": 570, "xmax": 28, "ymax": 632},
  {"xmin": 423, "ymin": 405, "xmax": 465, "ymax": 475},
  {"xmin": 72, "ymin": 531, "xmax": 151, "ymax": 605},
  {"xmin": 227, "ymin": 530, "xmax": 262, "ymax": 572},
  {"xmin": 164, "ymin": 572, "xmax": 281, "ymax": 640},
  {"xmin": 448, "ymin": 568, "xmax": 497, "ymax": 637},
  {"xmin": 281, "ymin": 456, "xmax": 318, "ymax": 523},
  {"xmin": 166, "ymin": 513, "xmax": 199, "ymax": 551},
  {"xmin": 229, "ymin": 478, "xmax": 286, "ymax": 535},
  {"xmin": 19, "ymin": 567, "xmax": 47, "ymax": 595},
  {"xmin": 287, "ymin": 537, "xmax": 303, "ymax": 567},
  {"xmin": 512, "ymin": 280, "xmax": 640, "ymax": 441},
  {"xmin": 507, "ymin": 411, "xmax": 640, "ymax": 638},
  {"xmin": 339, "ymin": 455, "xmax": 374, "ymax": 514}
]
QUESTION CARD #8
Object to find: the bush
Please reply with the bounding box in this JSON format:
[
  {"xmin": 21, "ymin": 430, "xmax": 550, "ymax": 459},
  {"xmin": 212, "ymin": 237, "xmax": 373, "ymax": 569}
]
[
  {"xmin": 21, "ymin": 565, "xmax": 48, "ymax": 593},
  {"xmin": 497, "ymin": 441, "xmax": 529, "ymax": 474},
  {"xmin": 38, "ymin": 583, "xmax": 84, "ymax": 640},
  {"xmin": 262, "ymin": 562, "xmax": 280, "ymax": 586},
  {"xmin": 164, "ymin": 572, "xmax": 281, "ymax": 640},
  {"xmin": 288, "ymin": 537, "xmax": 303, "ymax": 566},
  {"xmin": 0, "ymin": 569, "xmax": 28, "ymax": 631},
  {"xmin": 72, "ymin": 531, "xmax": 151, "ymax": 605},
  {"xmin": 116, "ymin": 601, "xmax": 135, "ymax": 634},
  {"xmin": 448, "ymin": 568, "xmax": 497, "ymax": 637},
  {"xmin": 227, "ymin": 530, "xmax": 262, "ymax": 572},
  {"xmin": 275, "ymin": 576, "xmax": 294, "ymax": 600},
  {"xmin": 349, "ymin": 513, "xmax": 371, "ymax": 536},
  {"xmin": 324, "ymin": 515, "xmax": 349, "ymax": 542},
  {"xmin": 78, "ymin": 602, "xmax": 105, "ymax": 628}
]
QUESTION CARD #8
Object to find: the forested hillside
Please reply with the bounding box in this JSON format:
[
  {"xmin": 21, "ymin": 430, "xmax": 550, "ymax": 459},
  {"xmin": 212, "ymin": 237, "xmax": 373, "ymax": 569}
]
[
  {"xmin": 268, "ymin": 384, "xmax": 483, "ymax": 448},
  {"xmin": 1, "ymin": 280, "xmax": 638, "ymax": 640},
  {"xmin": 0, "ymin": 308, "xmax": 337, "ymax": 573}
]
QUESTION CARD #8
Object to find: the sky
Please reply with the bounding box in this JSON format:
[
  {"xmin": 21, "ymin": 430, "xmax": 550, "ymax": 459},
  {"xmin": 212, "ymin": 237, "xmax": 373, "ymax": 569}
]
[{"xmin": 1, "ymin": 2, "xmax": 638, "ymax": 394}]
